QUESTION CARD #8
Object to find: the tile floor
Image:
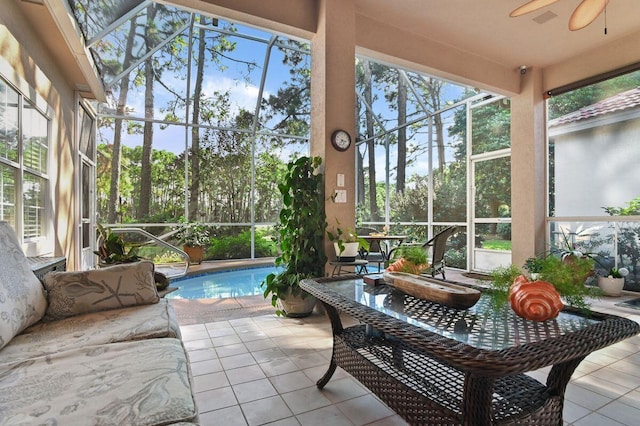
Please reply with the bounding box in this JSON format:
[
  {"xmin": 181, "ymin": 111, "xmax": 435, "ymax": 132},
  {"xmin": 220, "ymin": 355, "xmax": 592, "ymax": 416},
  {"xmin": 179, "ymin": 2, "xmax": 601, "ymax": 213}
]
[{"xmin": 175, "ymin": 269, "xmax": 640, "ymax": 426}]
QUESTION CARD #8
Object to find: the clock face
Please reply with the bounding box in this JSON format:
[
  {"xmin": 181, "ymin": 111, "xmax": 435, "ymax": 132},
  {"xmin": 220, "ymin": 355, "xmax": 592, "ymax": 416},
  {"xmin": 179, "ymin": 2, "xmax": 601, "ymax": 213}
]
[{"xmin": 331, "ymin": 130, "xmax": 351, "ymax": 151}]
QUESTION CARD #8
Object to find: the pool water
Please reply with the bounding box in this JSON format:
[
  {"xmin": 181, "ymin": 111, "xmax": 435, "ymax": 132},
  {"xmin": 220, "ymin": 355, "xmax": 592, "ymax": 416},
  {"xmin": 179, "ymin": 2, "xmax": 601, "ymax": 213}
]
[{"xmin": 167, "ymin": 265, "xmax": 278, "ymax": 299}]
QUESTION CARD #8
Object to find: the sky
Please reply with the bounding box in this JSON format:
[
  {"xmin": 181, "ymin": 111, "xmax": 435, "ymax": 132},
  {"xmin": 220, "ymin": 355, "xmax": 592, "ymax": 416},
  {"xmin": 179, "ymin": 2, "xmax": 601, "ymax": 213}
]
[{"xmin": 93, "ymin": 6, "xmax": 484, "ymax": 184}]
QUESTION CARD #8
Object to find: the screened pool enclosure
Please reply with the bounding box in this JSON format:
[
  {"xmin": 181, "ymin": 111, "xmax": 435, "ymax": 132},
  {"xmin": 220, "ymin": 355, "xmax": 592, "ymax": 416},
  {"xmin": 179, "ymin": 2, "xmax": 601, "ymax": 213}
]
[{"xmin": 65, "ymin": 0, "xmax": 640, "ymax": 289}]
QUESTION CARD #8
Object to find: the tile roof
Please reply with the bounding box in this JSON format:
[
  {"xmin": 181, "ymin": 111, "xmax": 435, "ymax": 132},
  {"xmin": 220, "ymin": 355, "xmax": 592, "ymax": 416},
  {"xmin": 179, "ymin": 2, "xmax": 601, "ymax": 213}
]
[{"xmin": 549, "ymin": 86, "xmax": 640, "ymax": 127}]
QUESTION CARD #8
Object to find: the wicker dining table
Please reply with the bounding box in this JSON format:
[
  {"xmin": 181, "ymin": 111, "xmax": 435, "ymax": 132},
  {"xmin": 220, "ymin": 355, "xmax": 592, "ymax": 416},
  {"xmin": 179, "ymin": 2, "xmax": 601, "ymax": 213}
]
[{"xmin": 300, "ymin": 275, "xmax": 640, "ymax": 426}]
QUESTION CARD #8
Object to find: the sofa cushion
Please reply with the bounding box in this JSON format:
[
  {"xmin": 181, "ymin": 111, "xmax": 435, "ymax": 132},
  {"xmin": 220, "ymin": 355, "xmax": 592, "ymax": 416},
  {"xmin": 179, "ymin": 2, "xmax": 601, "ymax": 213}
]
[
  {"xmin": 0, "ymin": 221, "xmax": 47, "ymax": 350},
  {"xmin": 0, "ymin": 299, "xmax": 181, "ymax": 364},
  {"xmin": 43, "ymin": 261, "xmax": 159, "ymax": 321},
  {"xmin": 0, "ymin": 338, "xmax": 198, "ymax": 425}
]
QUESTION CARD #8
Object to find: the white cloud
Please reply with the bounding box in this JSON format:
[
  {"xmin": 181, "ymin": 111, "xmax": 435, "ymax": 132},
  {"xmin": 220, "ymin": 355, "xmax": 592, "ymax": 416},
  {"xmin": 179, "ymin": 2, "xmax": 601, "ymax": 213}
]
[
  {"xmin": 202, "ymin": 75, "xmax": 265, "ymax": 114},
  {"xmin": 119, "ymin": 74, "xmax": 265, "ymax": 121}
]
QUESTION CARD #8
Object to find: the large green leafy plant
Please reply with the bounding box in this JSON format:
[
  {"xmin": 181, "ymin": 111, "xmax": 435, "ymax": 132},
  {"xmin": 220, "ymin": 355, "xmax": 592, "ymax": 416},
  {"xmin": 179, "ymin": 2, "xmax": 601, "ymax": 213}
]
[
  {"xmin": 94, "ymin": 224, "xmax": 143, "ymax": 265},
  {"xmin": 261, "ymin": 156, "xmax": 327, "ymax": 316},
  {"xmin": 174, "ymin": 220, "xmax": 210, "ymax": 247}
]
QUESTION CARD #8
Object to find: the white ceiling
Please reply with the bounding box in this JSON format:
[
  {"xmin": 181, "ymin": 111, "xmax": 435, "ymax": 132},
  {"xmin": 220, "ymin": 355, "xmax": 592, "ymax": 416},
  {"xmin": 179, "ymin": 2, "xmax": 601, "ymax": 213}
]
[{"xmin": 356, "ymin": 0, "xmax": 640, "ymax": 70}]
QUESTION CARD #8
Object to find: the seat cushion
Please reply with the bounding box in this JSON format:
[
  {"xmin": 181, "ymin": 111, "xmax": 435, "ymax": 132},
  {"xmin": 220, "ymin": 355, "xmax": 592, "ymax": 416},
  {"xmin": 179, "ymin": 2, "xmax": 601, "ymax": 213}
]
[
  {"xmin": 42, "ymin": 261, "xmax": 159, "ymax": 321},
  {"xmin": 0, "ymin": 221, "xmax": 47, "ymax": 350},
  {"xmin": 0, "ymin": 338, "xmax": 198, "ymax": 425},
  {"xmin": 0, "ymin": 299, "xmax": 180, "ymax": 364}
]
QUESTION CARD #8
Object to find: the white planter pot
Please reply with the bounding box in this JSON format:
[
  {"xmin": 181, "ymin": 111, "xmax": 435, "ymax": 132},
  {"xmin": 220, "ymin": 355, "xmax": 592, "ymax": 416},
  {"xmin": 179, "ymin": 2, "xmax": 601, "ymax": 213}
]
[
  {"xmin": 597, "ymin": 276, "xmax": 625, "ymax": 297},
  {"xmin": 334, "ymin": 242, "xmax": 360, "ymax": 261},
  {"xmin": 277, "ymin": 290, "xmax": 316, "ymax": 318}
]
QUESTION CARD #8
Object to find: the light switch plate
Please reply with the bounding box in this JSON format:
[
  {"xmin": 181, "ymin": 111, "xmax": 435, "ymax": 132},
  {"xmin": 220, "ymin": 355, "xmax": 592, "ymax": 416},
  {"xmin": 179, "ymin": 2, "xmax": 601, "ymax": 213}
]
[
  {"xmin": 337, "ymin": 173, "xmax": 345, "ymax": 187},
  {"xmin": 334, "ymin": 189, "xmax": 347, "ymax": 203}
]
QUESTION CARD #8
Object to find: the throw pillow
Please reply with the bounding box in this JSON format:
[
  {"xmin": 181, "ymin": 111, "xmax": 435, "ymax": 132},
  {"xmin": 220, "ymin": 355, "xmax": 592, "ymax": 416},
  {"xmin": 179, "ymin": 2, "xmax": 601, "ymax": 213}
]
[
  {"xmin": 43, "ymin": 261, "xmax": 159, "ymax": 321},
  {"xmin": 0, "ymin": 221, "xmax": 48, "ymax": 350}
]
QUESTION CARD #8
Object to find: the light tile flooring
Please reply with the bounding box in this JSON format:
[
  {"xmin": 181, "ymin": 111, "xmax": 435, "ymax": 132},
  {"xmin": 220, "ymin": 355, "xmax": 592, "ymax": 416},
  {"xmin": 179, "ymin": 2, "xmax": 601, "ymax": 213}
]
[{"xmin": 177, "ymin": 273, "xmax": 640, "ymax": 425}]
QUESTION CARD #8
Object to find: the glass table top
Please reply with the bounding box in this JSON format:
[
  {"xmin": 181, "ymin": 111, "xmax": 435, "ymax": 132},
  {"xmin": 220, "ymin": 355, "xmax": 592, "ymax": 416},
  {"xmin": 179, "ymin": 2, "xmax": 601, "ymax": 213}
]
[{"xmin": 323, "ymin": 278, "xmax": 599, "ymax": 351}]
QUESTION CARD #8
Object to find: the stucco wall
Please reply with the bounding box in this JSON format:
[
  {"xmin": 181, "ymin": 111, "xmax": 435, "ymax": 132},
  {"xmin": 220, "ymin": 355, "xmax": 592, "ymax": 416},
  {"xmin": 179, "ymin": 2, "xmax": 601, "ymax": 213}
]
[
  {"xmin": 553, "ymin": 116, "xmax": 640, "ymax": 217},
  {"xmin": 0, "ymin": 2, "xmax": 78, "ymax": 269}
]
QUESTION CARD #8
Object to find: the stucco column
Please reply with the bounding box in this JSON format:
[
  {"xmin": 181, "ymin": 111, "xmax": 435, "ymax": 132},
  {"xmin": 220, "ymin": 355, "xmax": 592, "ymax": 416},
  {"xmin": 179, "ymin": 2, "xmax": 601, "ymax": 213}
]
[
  {"xmin": 510, "ymin": 67, "xmax": 547, "ymax": 267},
  {"xmin": 311, "ymin": 0, "xmax": 356, "ymax": 274}
]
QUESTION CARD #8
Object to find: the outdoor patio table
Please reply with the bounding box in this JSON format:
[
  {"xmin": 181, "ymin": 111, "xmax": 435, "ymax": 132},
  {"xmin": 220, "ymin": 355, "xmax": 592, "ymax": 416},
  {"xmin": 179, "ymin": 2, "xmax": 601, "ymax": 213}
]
[
  {"xmin": 300, "ymin": 275, "xmax": 640, "ymax": 426},
  {"xmin": 358, "ymin": 234, "xmax": 407, "ymax": 261}
]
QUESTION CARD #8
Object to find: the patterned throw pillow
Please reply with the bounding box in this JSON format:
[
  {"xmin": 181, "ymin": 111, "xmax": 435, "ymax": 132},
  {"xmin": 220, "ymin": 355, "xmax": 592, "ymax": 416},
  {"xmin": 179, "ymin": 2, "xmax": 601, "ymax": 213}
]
[
  {"xmin": 43, "ymin": 261, "xmax": 159, "ymax": 321},
  {"xmin": 0, "ymin": 221, "xmax": 48, "ymax": 350}
]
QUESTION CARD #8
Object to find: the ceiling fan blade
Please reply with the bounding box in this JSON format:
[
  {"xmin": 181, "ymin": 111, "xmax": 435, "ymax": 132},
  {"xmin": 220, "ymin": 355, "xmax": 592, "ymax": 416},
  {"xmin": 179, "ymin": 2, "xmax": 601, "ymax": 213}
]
[
  {"xmin": 569, "ymin": 0, "xmax": 609, "ymax": 31},
  {"xmin": 510, "ymin": 0, "xmax": 560, "ymax": 17}
]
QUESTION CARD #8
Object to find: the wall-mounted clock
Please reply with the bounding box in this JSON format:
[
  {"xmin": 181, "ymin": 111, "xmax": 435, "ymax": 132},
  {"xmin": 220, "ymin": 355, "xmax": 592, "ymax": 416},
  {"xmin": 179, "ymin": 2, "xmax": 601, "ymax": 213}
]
[{"xmin": 331, "ymin": 129, "xmax": 351, "ymax": 151}]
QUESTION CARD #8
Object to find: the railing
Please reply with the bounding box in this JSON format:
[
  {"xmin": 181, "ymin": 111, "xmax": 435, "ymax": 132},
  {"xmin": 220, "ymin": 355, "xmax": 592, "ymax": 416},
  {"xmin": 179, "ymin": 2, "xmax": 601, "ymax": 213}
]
[{"xmin": 108, "ymin": 227, "xmax": 189, "ymax": 279}]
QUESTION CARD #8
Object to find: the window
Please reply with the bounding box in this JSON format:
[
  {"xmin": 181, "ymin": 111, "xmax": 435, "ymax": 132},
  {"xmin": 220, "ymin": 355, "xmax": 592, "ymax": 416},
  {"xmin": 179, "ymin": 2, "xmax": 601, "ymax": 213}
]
[
  {"xmin": 0, "ymin": 76, "xmax": 50, "ymax": 241},
  {"xmin": 547, "ymin": 70, "xmax": 640, "ymax": 292}
]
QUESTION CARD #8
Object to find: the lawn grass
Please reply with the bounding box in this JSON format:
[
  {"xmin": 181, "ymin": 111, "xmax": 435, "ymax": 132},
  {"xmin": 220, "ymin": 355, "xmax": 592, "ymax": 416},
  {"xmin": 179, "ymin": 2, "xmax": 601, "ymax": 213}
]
[{"xmin": 482, "ymin": 239, "xmax": 512, "ymax": 250}]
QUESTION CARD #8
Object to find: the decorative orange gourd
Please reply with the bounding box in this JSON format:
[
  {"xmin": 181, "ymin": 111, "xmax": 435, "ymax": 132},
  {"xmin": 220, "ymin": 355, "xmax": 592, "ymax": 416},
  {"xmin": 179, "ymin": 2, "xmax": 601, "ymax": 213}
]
[
  {"xmin": 509, "ymin": 275, "xmax": 564, "ymax": 322},
  {"xmin": 386, "ymin": 258, "xmax": 428, "ymax": 275}
]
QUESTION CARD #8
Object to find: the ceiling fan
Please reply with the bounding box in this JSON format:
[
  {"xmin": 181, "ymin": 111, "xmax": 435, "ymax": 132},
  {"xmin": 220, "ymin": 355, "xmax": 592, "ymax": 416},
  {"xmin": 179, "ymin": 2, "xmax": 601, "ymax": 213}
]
[{"xmin": 510, "ymin": 0, "xmax": 609, "ymax": 31}]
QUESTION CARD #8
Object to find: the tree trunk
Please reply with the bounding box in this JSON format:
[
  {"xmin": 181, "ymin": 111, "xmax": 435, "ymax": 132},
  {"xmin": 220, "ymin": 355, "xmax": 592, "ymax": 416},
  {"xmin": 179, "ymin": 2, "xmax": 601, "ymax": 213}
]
[
  {"xmin": 189, "ymin": 16, "xmax": 207, "ymax": 221},
  {"xmin": 362, "ymin": 60, "xmax": 379, "ymax": 221},
  {"xmin": 355, "ymin": 104, "xmax": 365, "ymax": 205},
  {"xmin": 428, "ymin": 78, "xmax": 445, "ymax": 171},
  {"xmin": 138, "ymin": 3, "xmax": 158, "ymax": 219},
  {"xmin": 396, "ymin": 70, "xmax": 407, "ymax": 193},
  {"xmin": 107, "ymin": 17, "xmax": 137, "ymax": 223}
]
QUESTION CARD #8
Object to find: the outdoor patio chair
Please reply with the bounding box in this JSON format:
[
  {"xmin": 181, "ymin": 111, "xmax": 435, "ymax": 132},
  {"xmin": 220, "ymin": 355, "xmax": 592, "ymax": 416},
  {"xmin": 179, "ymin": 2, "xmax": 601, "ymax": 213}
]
[
  {"xmin": 356, "ymin": 227, "xmax": 387, "ymax": 272},
  {"xmin": 422, "ymin": 226, "xmax": 458, "ymax": 280}
]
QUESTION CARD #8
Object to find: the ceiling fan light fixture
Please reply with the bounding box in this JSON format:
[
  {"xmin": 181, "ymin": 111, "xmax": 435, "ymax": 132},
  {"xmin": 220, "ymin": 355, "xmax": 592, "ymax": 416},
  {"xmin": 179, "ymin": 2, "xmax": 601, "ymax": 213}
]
[
  {"xmin": 568, "ymin": 0, "xmax": 609, "ymax": 31},
  {"xmin": 509, "ymin": 0, "xmax": 559, "ymax": 17},
  {"xmin": 511, "ymin": 0, "xmax": 609, "ymax": 31}
]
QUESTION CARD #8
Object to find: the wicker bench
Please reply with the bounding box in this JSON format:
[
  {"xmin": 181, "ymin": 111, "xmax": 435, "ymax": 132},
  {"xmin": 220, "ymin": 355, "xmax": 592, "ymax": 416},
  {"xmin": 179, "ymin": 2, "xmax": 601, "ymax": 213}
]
[{"xmin": 300, "ymin": 275, "xmax": 640, "ymax": 426}]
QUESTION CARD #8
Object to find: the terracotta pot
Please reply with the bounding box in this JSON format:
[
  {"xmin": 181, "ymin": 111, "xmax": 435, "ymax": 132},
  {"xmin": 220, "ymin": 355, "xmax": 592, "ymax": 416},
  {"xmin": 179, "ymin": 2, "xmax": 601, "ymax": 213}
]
[
  {"xmin": 183, "ymin": 245, "xmax": 205, "ymax": 264},
  {"xmin": 597, "ymin": 276, "xmax": 625, "ymax": 297}
]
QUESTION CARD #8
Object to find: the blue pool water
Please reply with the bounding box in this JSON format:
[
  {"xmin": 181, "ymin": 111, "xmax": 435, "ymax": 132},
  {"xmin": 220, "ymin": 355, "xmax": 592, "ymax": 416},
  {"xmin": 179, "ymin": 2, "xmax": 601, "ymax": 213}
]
[{"xmin": 167, "ymin": 265, "xmax": 278, "ymax": 299}]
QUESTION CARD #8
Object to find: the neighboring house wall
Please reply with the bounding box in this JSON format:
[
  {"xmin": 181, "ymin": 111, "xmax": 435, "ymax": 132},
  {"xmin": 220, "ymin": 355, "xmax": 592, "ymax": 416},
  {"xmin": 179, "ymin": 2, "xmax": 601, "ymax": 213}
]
[
  {"xmin": 0, "ymin": 2, "xmax": 78, "ymax": 269},
  {"xmin": 551, "ymin": 108, "xmax": 640, "ymax": 217}
]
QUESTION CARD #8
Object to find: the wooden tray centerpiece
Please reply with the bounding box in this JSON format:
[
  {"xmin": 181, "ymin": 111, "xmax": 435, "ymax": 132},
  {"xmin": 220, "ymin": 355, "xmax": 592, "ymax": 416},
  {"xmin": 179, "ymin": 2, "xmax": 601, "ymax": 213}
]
[{"xmin": 382, "ymin": 271, "xmax": 481, "ymax": 309}]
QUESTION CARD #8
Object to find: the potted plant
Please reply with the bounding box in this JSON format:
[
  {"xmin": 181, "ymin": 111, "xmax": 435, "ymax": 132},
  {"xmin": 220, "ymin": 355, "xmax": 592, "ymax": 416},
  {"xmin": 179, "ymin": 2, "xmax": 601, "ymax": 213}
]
[
  {"xmin": 597, "ymin": 267, "xmax": 629, "ymax": 296},
  {"xmin": 261, "ymin": 156, "xmax": 327, "ymax": 317},
  {"xmin": 386, "ymin": 245, "xmax": 428, "ymax": 275},
  {"xmin": 523, "ymin": 256, "xmax": 545, "ymax": 280},
  {"xmin": 489, "ymin": 254, "xmax": 601, "ymax": 312},
  {"xmin": 175, "ymin": 221, "xmax": 210, "ymax": 264},
  {"xmin": 327, "ymin": 223, "xmax": 369, "ymax": 261},
  {"xmin": 94, "ymin": 224, "xmax": 143, "ymax": 266},
  {"xmin": 94, "ymin": 225, "xmax": 170, "ymax": 291}
]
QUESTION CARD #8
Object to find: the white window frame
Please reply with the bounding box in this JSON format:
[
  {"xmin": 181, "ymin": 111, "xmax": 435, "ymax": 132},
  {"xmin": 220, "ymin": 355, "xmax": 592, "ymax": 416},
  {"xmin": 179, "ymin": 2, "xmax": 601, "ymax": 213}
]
[{"xmin": 0, "ymin": 58, "xmax": 54, "ymax": 255}]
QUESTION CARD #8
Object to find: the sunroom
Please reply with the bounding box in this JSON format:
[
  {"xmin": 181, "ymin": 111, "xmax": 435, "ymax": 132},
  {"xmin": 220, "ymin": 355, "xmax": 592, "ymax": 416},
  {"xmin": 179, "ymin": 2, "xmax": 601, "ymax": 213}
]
[
  {"xmin": 3, "ymin": 0, "xmax": 640, "ymax": 288},
  {"xmin": 3, "ymin": 1, "xmax": 640, "ymax": 425}
]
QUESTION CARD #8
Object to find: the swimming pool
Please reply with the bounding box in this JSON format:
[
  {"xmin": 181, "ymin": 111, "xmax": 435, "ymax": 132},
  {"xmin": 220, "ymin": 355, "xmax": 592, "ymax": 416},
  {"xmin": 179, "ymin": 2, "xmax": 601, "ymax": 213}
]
[{"xmin": 166, "ymin": 265, "xmax": 278, "ymax": 299}]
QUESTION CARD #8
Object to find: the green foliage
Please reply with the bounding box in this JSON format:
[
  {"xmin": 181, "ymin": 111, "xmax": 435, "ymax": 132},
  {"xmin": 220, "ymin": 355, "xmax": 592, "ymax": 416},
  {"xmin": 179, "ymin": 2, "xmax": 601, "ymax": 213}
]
[
  {"xmin": 488, "ymin": 264, "xmax": 523, "ymax": 309},
  {"xmin": 94, "ymin": 224, "xmax": 143, "ymax": 264},
  {"xmin": 482, "ymin": 239, "xmax": 511, "ymax": 251},
  {"xmin": 326, "ymin": 221, "xmax": 369, "ymax": 254},
  {"xmin": 524, "ymin": 256, "xmax": 545, "ymax": 274},
  {"xmin": 489, "ymin": 255, "xmax": 600, "ymax": 312},
  {"xmin": 261, "ymin": 156, "xmax": 327, "ymax": 316},
  {"xmin": 393, "ymin": 245, "xmax": 428, "ymax": 266},
  {"xmin": 548, "ymin": 71, "xmax": 640, "ymax": 120},
  {"xmin": 538, "ymin": 255, "xmax": 599, "ymax": 311},
  {"xmin": 207, "ymin": 230, "xmax": 276, "ymax": 259},
  {"xmin": 603, "ymin": 195, "xmax": 640, "ymax": 216},
  {"xmin": 175, "ymin": 220, "xmax": 210, "ymax": 247}
]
